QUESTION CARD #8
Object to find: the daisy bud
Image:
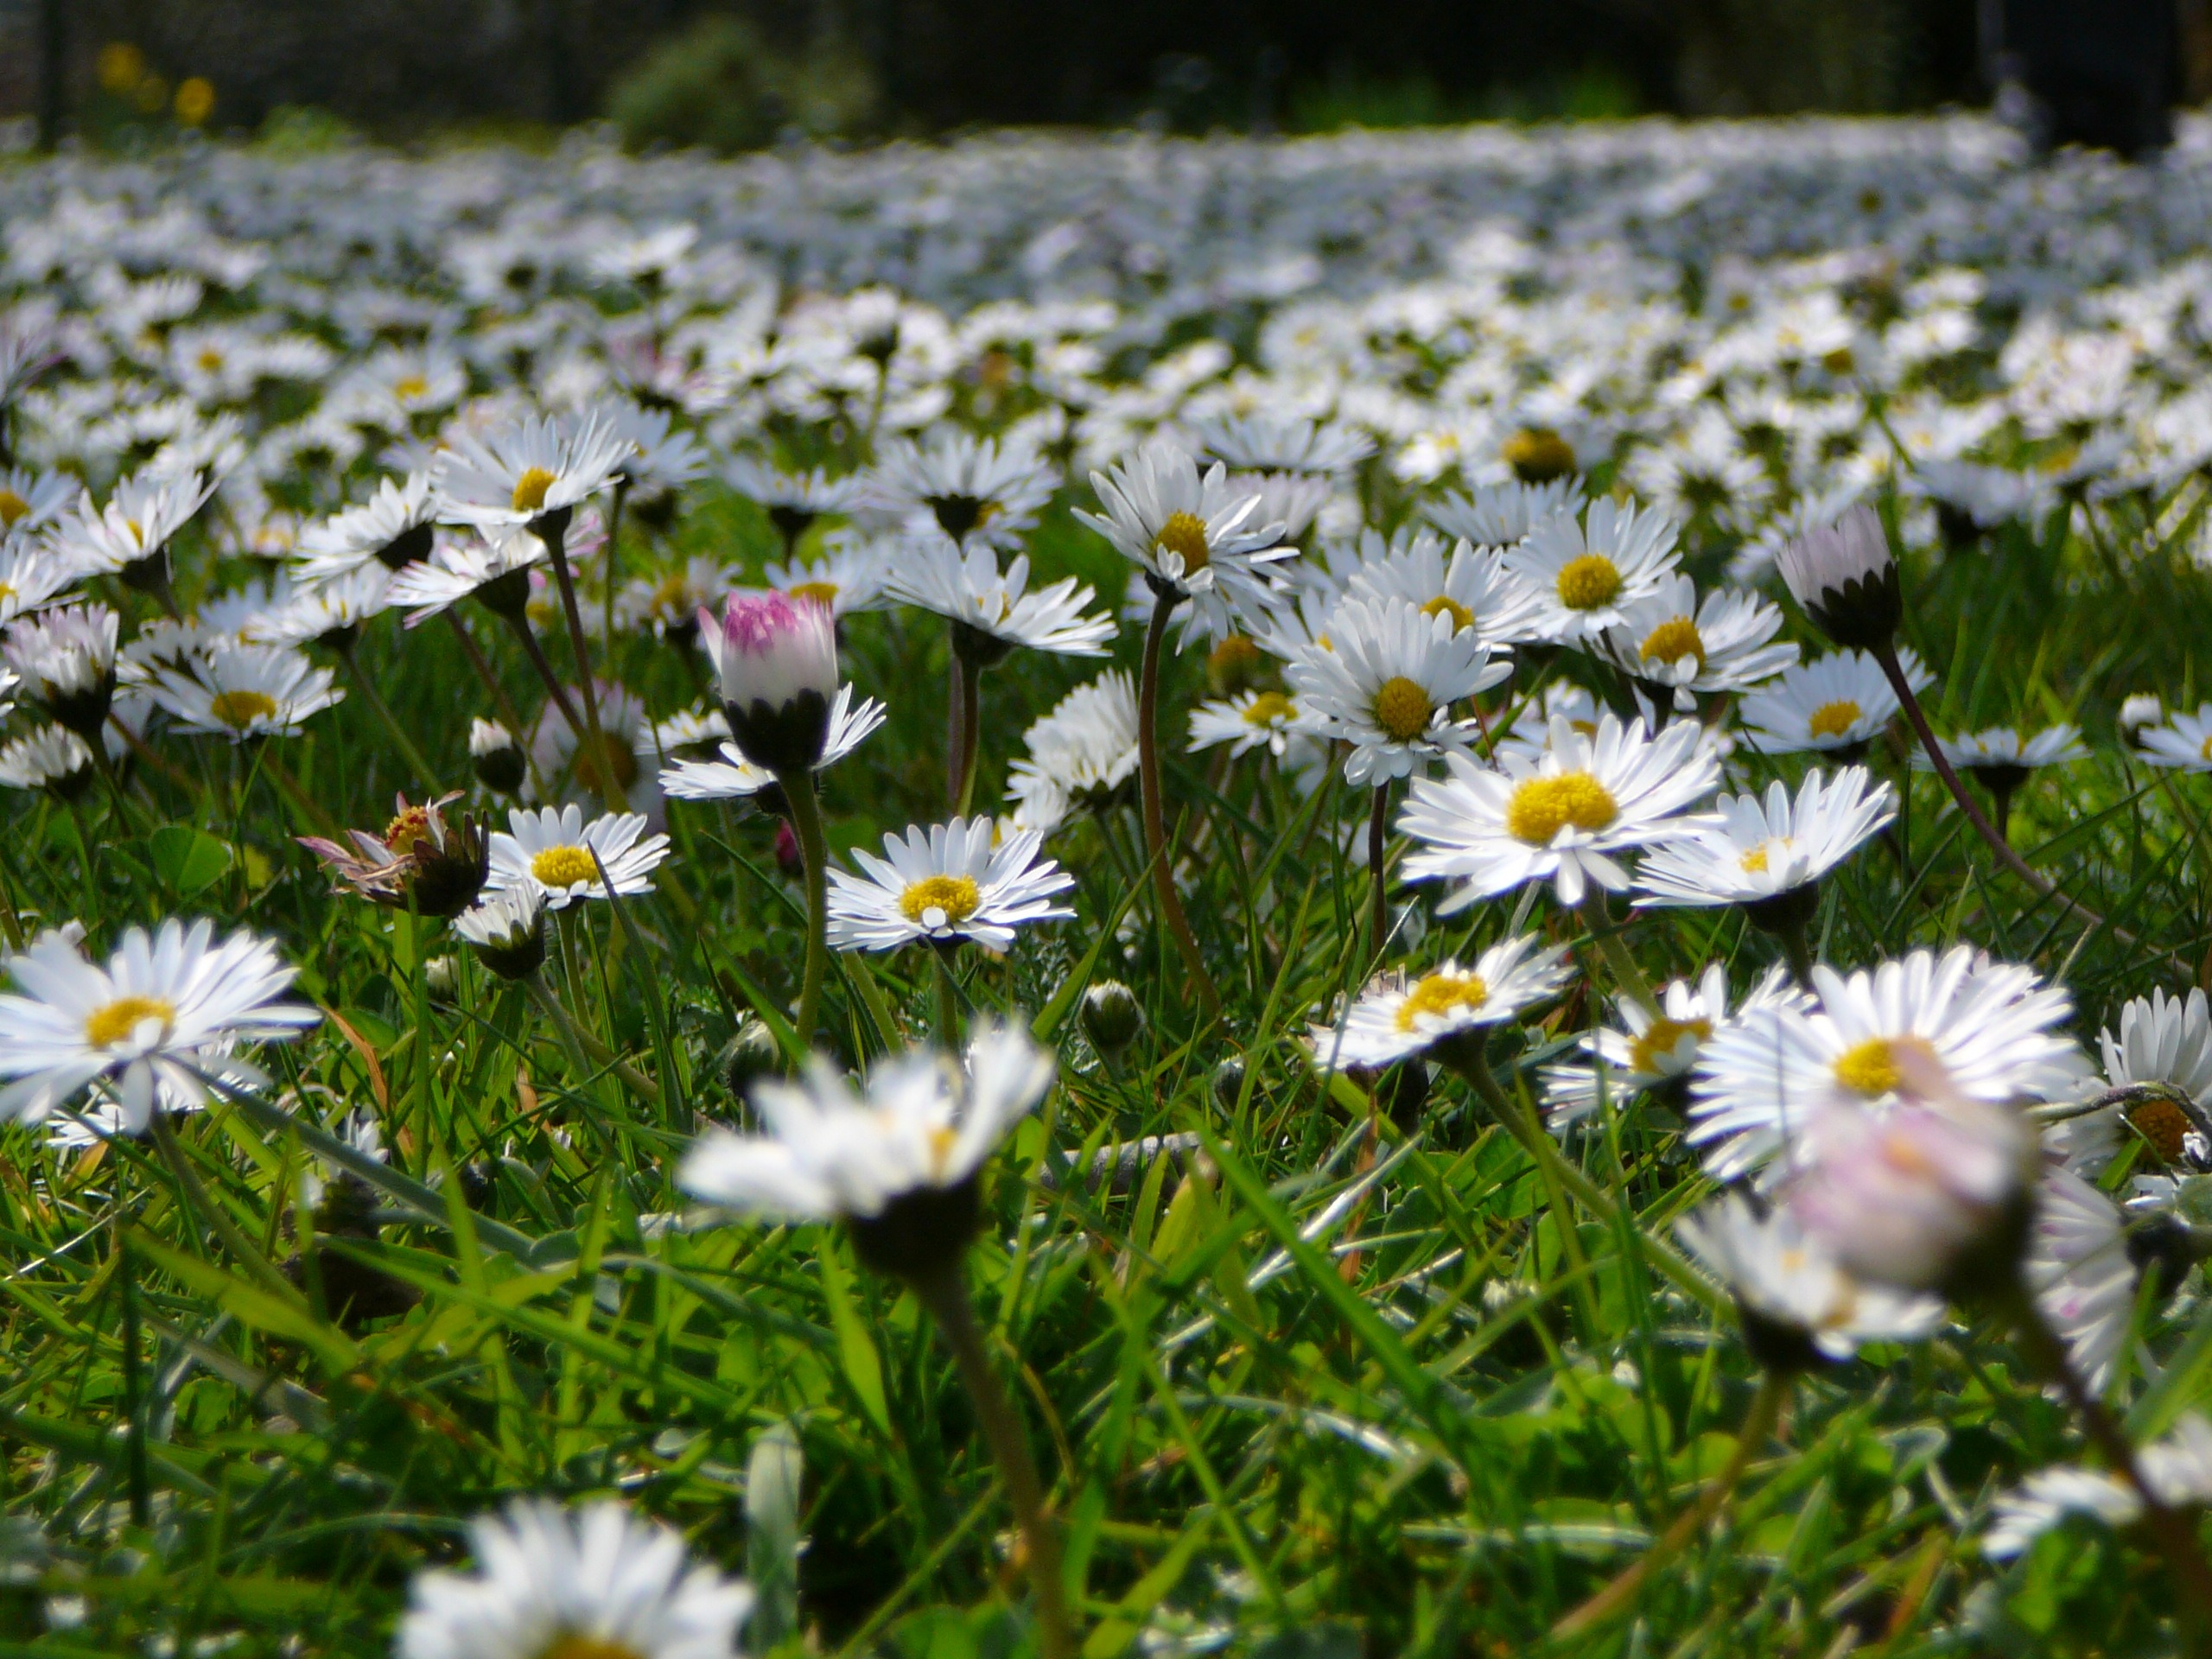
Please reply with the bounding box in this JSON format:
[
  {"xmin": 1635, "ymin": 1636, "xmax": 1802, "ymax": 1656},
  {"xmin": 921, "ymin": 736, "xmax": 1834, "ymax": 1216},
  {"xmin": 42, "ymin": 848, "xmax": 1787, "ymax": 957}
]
[
  {"xmin": 469, "ymin": 717, "xmax": 525, "ymax": 794},
  {"xmin": 720, "ymin": 1014, "xmax": 781, "ymax": 1098},
  {"xmin": 2120, "ymin": 692, "xmax": 2164, "ymax": 734},
  {"xmin": 1079, "ymin": 980, "xmax": 1144, "ymax": 1055},
  {"xmin": 704, "ymin": 592, "xmax": 839, "ymax": 775},
  {"xmin": 1211, "ymin": 1055, "xmax": 1247, "ymax": 1111},
  {"xmin": 454, "ymin": 887, "xmax": 547, "ymax": 982},
  {"xmin": 1776, "ymin": 504, "xmax": 1900, "ymax": 651},
  {"xmin": 772, "ymin": 817, "xmax": 803, "ymax": 875}
]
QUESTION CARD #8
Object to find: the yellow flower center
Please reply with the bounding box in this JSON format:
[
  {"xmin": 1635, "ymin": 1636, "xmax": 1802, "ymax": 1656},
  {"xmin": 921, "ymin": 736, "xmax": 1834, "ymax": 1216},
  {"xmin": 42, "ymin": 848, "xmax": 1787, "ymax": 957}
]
[
  {"xmin": 1627, "ymin": 1016, "xmax": 1712, "ymax": 1076},
  {"xmin": 531, "ymin": 844, "xmax": 600, "ymax": 888},
  {"xmin": 1832, "ymin": 1035, "xmax": 1936, "ymax": 1097},
  {"xmin": 196, "ymin": 348, "xmax": 225, "ymax": 373},
  {"xmin": 1372, "ymin": 676, "xmax": 1433, "ymax": 742},
  {"xmin": 1153, "ymin": 511, "xmax": 1211, "ymax": 573},
  {"xmin": 393, "ymin": 374, "xmax": 429, "ymax": 401},
  {"xmin": 208, "ymin": 690, "xmax": 279, "ymax": 729},
  {"xmin": 1396, "ymin": 971, "xmax": 1490, "ymax": 1031},
  {"xmin": 1639, "ymin": 616, "xmax": 1705, "ymax": 670},
  {"xmin": 2127, "ymin": 1096, "xmax": 2195, "ymax": 1166},
  {"xmin": 1555, "ymin": 554, "xmax": 1623, "ymax": 612},
  {"xmin": 786, "ymin": 580, "xmax": 840, "ymax": 608},
  {"xmin": 1808, "ymin": 699, "xmax": 1862, "ymax": 741},
  {"xmin": 1242, "ymin": 690, "xmax": 1295, "ymax": 727},
  {"xmin": 1421, "ymin": 594, "xmax": 1474, "ymax": 632},
  {"xmin": 1505, "ymin": 771, "xmax": 1619, "ymax": 844},
  {"xmin": 511, "ymin": 467, "xmax": 558, "ymax": 515},
  {"xmin": 384, "ymin": 806, "xmax": 432, "ymax": 856},
  {"xmin": 86, "ymin": 995, "xmax": 176, "ymax": 1049},
  {"xmin": 537, "ymin": 1638, "xmax": 645, "ymax": 1659},
  {"xmin": 927, "ymin": 1122, "xmax": 960, "ymax": 1174},
  {"xmin": 1740, "ymin": 836, "xmax": 1791, "ymax": 874},
  {"xmin": 1503, "ymin": 426, "xmax": 1577, "ymax": 483},
  {"xmin": 1821, "ymin": 346, "xmax": 1855, "ymax": 376},
  {"xmin": 0, "ymin": 489, "xmax": 27, "ymax": 527},
  {"xmin": 899, "ymin": 874, "xmax": 981, "ymax": 927}
]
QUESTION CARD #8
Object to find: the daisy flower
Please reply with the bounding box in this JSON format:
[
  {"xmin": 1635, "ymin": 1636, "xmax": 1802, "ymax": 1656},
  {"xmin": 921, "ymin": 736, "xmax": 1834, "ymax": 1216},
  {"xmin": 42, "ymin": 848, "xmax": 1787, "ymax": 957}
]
[
  {"xmin": 0, "ymin": 537, "xmax": 75, "ymax": 626},
  {"xmin": 680, "ymin": 1021, "xmax": 1055, "ymax": 1274},
  {"xmin": 0, "ymin": 918, "xmax": 318, "ymax": 1133},
  {"xmin": 1189, "ymin": 413, "xmax": 1374, "ymax": 477},
  {"xmin": 889, "ymin": 541, "xmax": 1115, "ymax": 660},
  {"xmin": 2135, "ymin": 702, "xmax": 2212, "ymax": 773},
  {"xmin": 298, "ymin": 794, "xmax": 490, "ymax": 919},
  {"xmin": 1399, "ymin": 712, "xmax": 1721, "ymax": 909},
  {"xmin": 1675, "ymin": 1195, "xmax": 1943, "ymax": 1364},
  {"xmin": 2050, "ymin": 988, "xmax": 2212, "ymax": 1197},
  {"xmin": 53, "ymin": 468, "xmax": 214, "ymax": 586},
  {"xmin": 486, "ymin": 804, "xmax": 671, "ymax": 910},
  {"xmin": 1984, "ymin": 1417, "xmax": 2212, "ymax": 1558},
  {"xmin": 0, "ymin": 726, "xmax": 96, "ymax": 801},
  {"xmin": 826, "ymin": 817, "xmax": 1074, "ymax": 952},
  {"xmin": 397, "ymin": 1498, "xmax": 753, "ymax": 1659},
  {"xmin": 1910, "ymin": 724, "xmax": 2089, "ymax": 786},
  {"xmin": 1635, "ymin": 766, "xmax": 1895, "ymax": 918},
  {"xmin": 1287, "ymin": 596, "xmax": 1510, "ymax": 785},
  {"xmin": 0, "ymin": 467, "xmax": 79, "ymax": 541},
  {"xmin": 722, "ymin": 454, "xmax": 862, "ymax": 551},
  {"xmin": 3, "ymin": 601, "xmax": 118, "ymax": 739},
  {"xmin": 434, "ymin": 410, "xmax": 628, "ymax": 534},
  {"xmin": 1005, "ymin": 671, "xmax": 1141, "ymax": 835},
  {"xmin": 660, "ymin": 687, "xmax": 885, "ymax": 803},
  {"xmin": 1339, "ymin": 528, "xmax": 1547, "ymax": 651},
  {"xmin": 1599, "ymin": 575, "xmax": 1798, "ymax": 710},
  {"xmin": 454, "ymin": 886, "xmax": 548, "ymax": 982},
  {"xmin": 1776, "ymin": 502, "xmax": 1900, "ymax": 651},
  {"xmin": 1737, "ymin": 646, "xmax": 1933, "ymax": 756},
  {"xmin": 2027, "ymin": 1166, "xmax": 2139, "ymax": 1394},
  {"xmin": 150, "ymin": 643, "xmax": 342, "ymax": 742},
  {"xmin": 385, "ymin": 529, "xmax": 549, "ymax": 624},
  {"xmin": 1425, "ymin": 476, "xmax": 1583, "ymax": 552},
  {"xmin": 1688, "ymin": 946, "xmax": 2085, "ymax": 1183},
  {"xmin": 615, "ymin": 556, "xmax": 742, "ymax": 639},
  {"xmin": 471, "ymin": 718, "xmax": 526, "ymax": 794},
  {"xmin": 293, "ymin": 472, "xmax": 437, "ymax": 582},
  {"xmin": 1077, "ymin": 440, "xmax": 1289, "ymax": 638},
  {"xmin": 1311, "ymin": 934, "xmax": 1571, "ymax": 1071},
  {"xmin": 1188, "ymin": 688, "xmax": 1306, "ymax": 759},
  {"xmin": 257, "ymin": 565, "xmax": 391, "ymax": 650},
  {"xmin": 1544, "ymin": 963, "xmax": 1798, "ymax": 1131},
  {"xmin": 870, "ymin": 429, "xmax": 1054, "ymax": 551},
  {"xmin": 700, "ymin": 591, "xmax": 841, "ymax": 775},
  {"xmin": 1503, "ymin": 497, "xmax": 1681, "ymax": 644},
  {"xmin": 765, "ymin": 531, "xmax": 889, "ymax": 618}
]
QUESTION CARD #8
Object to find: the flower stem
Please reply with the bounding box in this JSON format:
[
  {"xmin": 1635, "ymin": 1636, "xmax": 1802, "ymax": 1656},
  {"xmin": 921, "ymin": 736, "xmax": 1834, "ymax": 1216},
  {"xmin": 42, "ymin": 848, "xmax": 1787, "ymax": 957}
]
[
  {"xmin": 1552, "ymin": 1369, "xmax": 1788, "ymax": 1637},
  {"xmin": 779, "ymin": 767, "xmax": 831, "ymax": 1049},
  {"xmin": 946, "ymin": 650, "xmax": 967, "ymax": 813},
  {"xmin": 1137, "ymin": 592, "xmax": 1219, "ymax": 1014},
  {"xmin": 956, "ymin": 658, "xmax": 983, "ymax": 818},
  {"xmin": 525, "ymin": 971, "xmax": 663, "ymax": 1108},
  {"xmin": 1777, "ymin": 912, "xmax": 1818, "ymax": 988},
  {"xmin": 540, "ymin": 514, "xmax": 623, "ymax": 814},
  {"xmin": 2005, "ymin": 1285, "xmax": 2212, "ymax": 1641},
  {"xmin": 932, "ymin": 947, "xmax": 963, "ymax": 1050},
  {"xmin": 1578, "ymin": 890, "xmax": 1659, "ymax": 1019},
  {"xmin": 912, "ymin": 1263, "xmax": 1077, "ymax": 1659},
  {"xmin": 502, "ymin": 611, "xmax": 588, "ymax": 743},
  {"xmin": 336, "ymin": 639, "xmax": 439, "ymax": 791},
  {"xmin": 1367, "ymin": 782, "xmax": 1390, "ymax": 962}
]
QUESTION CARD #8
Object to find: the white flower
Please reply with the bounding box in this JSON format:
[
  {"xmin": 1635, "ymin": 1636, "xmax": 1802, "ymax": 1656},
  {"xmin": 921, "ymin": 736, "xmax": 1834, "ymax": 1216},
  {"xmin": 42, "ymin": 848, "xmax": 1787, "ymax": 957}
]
[
  {"xmin": 889, "ymin": 540, "xmax": 1116, "ymax": 658},
  {"xmin": 1188, "ymin": 688, "xmax": 1306, "ymax": 759},
  {"xmin": 1006, "ymin": 671, "xmax": 1141, "ymax": 835},
  {"xmin": 149, "ymin": 643, "xmax": 343, "ymax": 742},
  {"xmin": 0, "ymin": 467, "xmax": 79, "ymax": 541},
  {"xmin": 869, "ymin": 429, "xmax": 1054, "ymax": 551},
  {"xmin": 486, "ymin": 804, "xmax": 670, "ymax": 910},
  {"xmin": 1775, "ymin": 501, "xmax": 1899, "ymax": 649},
  {"xmin": 1985, "ymin": 1416, "xmax": 2212, "ymax": 1558},
  {"xmin": 660, "ymin": 686, "xmax": 885, "ymax": 802},
  {"xmin": 1078, "ymin": 440, "xmax": 1289, "ymax": 636},
  {"xmin": 1503, "ymin": 497, "xmax": 1681, "ymax": 643},
  {"xmin": 0, "ymin": 725, "xmax": 95, "ymax": 798},
  {"xmin": 1339, "ymin": 527, "xmax": 1547, "ymax": 651},
  {"xmin": 397, "ymin": 1498, "xmax": 753, "ymax": 1659},
  {"xmin": 257, "ymin": 565, "xmax": 391, "ymax": 649},
  {"xmin": 0, "ymin": 537, "xmax": 76, "ymax": 625},
  {"xmin": 1635, "ymin": 766, "xmax": 1894, "ymax": 911},
  {"xmin": 1599, "ymin": 575, "xmax": 1797, "ymax": 709},
  {"xmin": 701, "ymin": 591, "xmax": 841, "ymax": 774},
  {"xmin": 2027, "ymin": 1165, "xmax": 2139, "ymax": 1395},
  {"xmin": 53, "ymin": 469, "xmax": 214, "ymax": 581},
  {"xmin": 385, "ymin": 529, "xmax": 549, "ymax": 623},
  {"xmin": 1189, "ymin": 413, "xmax": 1374, "ymax": 477},
  {"xmin": 1312, "ymin": 934, "xmax": 1572, "ymax": 1069},
  {"xmin": 2058, "ymin": 988, "xmax": 2212, "ymax": 1182},
  {"xmin": 2136, "ymin": 702, "xmax": 2212, "ymax": 773},
  {"xmin": 618, "ymin": 556, "xmax": 744, "ymax": 639},
  {"xmin": 1910, "ymin": 724, "xmax": 2088, "ymax": 779},
  {"xmin": 3, "ymin": 601, "xmax": 118, "ymax": 734},
  {"xmin": 2119, "ymin": 692, "xmax": 2164, "ymax": 733},
  {"xmin": 680, "ymin": 1022, "xmax": 1055, "ymax": 1221},
  {"xmin": 0, "ymin": 919, "xmax": 317, "ymax": 1133},
  {"xmin": 722, "ymin": 454, "xmax": 862, "ymax": 543},
  {"xmin": 293, "ymin": 472, "xmax": 437, "ymax": 582},
  {"xmin": 1688, "ymin": 946, "xmax": 2085, "ymax": 1183},
  {"xmin": 827, "ymin": 817, "xmax": 1074, "ymax": 952},
  {"xmin": 454, "ymin": 886, "xmax": 548, "ymax": 981},
  {"xmin": 1675, "ymin": 1195, "xmax": 1943, "ymax": 1360},
  {"xmin": 1425, "ymin": 476, "xmax": 1583, "ymax": 551},
  {"xmin": 765, "ymin": 532, "xmax": 889, "ymax": 618},
  {"xmin": 434, "ymin": 410, "xmax": 629, "ymax": 532},
  {"xmin": 1737, "ymin": 646, "xmax": 1933, "ymax": 755},
  {"xmin": 1544, "ymin": 963, "xmax": 1800, "ymax": 1130},
  {"xmin": 1287, "ymin": 597, "xmax": 1511, "ymax": 785},
  {"xmin": 1400, "ymin": 712, "xmax": 1720, "ymax": 909}
]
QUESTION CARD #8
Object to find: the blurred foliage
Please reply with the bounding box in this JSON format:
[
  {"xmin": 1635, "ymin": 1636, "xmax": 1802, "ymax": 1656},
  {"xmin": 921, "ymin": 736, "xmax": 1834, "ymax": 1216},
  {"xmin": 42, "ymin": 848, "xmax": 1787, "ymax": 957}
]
[{"xmin": 605, "ymin": 14, "xmax": 880, "ymax": 153}]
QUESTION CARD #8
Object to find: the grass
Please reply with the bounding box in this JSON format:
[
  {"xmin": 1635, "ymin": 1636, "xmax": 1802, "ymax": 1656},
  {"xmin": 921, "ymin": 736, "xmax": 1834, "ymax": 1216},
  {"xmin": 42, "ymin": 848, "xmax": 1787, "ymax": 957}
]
[{"xmin": 6, "ymin": 456, "xmax": 2212, "ymax": 1657}]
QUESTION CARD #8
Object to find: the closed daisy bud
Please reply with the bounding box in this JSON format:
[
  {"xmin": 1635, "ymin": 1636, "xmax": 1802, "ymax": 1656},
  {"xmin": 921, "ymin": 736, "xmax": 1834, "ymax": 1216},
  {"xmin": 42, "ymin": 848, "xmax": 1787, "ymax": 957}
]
[
  {"xmin": 453, "ymin": 887, "xmax": 547, "ymax": 982},
  {"xmin": 1776, "ymin": 504, "xmax": 1900, "ymax": 651},
  {"xmin": 468, "ymin": 717, "xmax": 525, "ymax": 794},
  {"xmin": 1079, "ymin": 979, "xmax": 1144, "ymax": 1055},
  {"xmin": 702, "ymin": 591, "xmax": 839, "ymax": 775},
  {"xmin": 719, "ymin": 1015, "xmax": 782, "ymax": 1099}
]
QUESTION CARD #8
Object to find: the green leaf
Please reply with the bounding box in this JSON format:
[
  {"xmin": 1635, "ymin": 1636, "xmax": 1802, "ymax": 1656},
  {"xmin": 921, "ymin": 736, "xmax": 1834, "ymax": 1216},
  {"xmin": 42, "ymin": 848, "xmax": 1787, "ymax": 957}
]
[
  {"xmin": 817, "ymin": 1236, "xmax": 891, "ymax": 1438},
  {"xmin": 149, "ymin": 825, "xmax": 231, "ymax": 895}
]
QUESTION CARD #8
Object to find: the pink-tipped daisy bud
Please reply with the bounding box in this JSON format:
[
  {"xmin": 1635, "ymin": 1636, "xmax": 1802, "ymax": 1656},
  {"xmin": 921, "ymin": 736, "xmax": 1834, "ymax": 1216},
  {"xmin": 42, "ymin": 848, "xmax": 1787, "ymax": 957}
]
[
  {"xmin": 703, "ymin": 592, "xmax": 838, "ymax": 775},
  {"xmin": 1776, "ymin": 504, "xmax": 1900, "ymax": 651}
]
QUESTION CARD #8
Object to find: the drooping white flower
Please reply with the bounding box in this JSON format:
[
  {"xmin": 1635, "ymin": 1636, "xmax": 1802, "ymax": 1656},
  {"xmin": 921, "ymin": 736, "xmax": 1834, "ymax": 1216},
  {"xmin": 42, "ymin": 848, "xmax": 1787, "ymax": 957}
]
[{"xmin": 1775, "ymin": 501, "xmax": 1899, "ymax": 649}]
